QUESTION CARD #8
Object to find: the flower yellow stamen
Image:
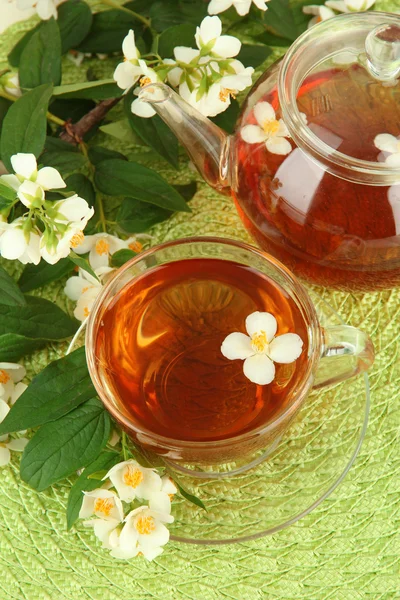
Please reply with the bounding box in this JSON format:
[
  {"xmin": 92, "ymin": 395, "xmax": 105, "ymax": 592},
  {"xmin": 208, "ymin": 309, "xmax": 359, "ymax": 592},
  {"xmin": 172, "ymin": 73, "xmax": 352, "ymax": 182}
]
[
  {"xmin": 0, "ymin": 370, "xmax": 10, "ymax": 384},
  {"xmin": 95, "ymin": 239, "xmax": 110, "ymax": 255},
  {"xmin": 135, "ymin": 515, "xmax": 156, "ymax": 535},
  {"xmin": 83, "ymin": 306, "xmax": 90, "ymax": 318},
  {"xmin": 219, "ymin": 88, "xmax": 236, "ymax": 102},
  {"xmin": 123, "ymin": 465, "xmax": 144, "ymax": 488},
  {"xmin": 263, "ymin": 120, "xmax": 280, "ymax": 137},
  {"xmin": 94, "ymin": 498, "xmax": 114, "ymax": 517},
  {"xmin": 70, "ymin": 231, "xmax": 84, "ymax": 248},
  {"xmin": 140, "ymin": 76, "xmax": 152, "ymax": 87},
  {"xmin": 128, "ymin": 240, "xmax": 143, "ymax": 253},
  {"xmin": 82, "ymin": 287, "xmax": 89, "ymax": 294},
  {"xmin": 251, "ymin": 331, "xmax": 268, "ymax": 353}
]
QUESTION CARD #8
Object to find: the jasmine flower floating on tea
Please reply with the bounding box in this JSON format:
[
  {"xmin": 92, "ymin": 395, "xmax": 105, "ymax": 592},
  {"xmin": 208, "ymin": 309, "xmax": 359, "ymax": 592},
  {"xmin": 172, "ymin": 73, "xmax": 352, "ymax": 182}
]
[{"xmin": 221, "ymin": 311, "xmax": 304, "ymax": 385}]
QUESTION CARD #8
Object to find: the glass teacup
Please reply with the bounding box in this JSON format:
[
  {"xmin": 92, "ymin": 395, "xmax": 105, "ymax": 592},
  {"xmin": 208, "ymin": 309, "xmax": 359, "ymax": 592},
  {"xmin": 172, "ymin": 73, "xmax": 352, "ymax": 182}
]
[{"xmin": 86, "ymin": 237, "xmax": 374, "ymax": 465}]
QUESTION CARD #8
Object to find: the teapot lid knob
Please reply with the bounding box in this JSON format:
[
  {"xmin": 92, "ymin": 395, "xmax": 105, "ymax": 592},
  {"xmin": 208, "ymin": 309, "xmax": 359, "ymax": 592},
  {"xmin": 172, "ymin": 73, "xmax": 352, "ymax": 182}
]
[{"xmin": 365, "ymin": 24, "xmax": 400, "ymax": 81}]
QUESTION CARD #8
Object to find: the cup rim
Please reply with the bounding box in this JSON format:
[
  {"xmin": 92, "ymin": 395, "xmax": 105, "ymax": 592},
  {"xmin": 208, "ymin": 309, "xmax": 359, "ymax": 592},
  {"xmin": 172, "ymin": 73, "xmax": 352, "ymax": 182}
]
[{"xmin": 85, "ymin": 236, "xmax": 321, "ymax": 450}]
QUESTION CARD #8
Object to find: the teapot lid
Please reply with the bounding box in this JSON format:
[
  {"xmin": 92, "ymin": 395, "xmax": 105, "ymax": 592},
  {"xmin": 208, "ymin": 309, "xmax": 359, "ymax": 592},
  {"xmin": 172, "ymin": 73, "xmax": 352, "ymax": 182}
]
[{"xmin": 279, "ymin": 13, "xmax": 400, "ymax": 185}]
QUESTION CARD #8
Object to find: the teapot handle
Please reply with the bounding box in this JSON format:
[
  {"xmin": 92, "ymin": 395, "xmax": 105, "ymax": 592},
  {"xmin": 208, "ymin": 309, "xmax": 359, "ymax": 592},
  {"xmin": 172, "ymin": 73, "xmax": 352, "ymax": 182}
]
[{"xmin": 313, "ymin": 326, "xmax": 374, "ymax": 389}]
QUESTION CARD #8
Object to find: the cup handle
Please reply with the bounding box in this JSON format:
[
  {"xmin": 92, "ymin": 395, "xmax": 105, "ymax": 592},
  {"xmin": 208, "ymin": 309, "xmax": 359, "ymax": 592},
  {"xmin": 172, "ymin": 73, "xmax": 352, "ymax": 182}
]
[{"xmin": 313, "ymin": 326, "xmax": 375, "ymax": 389}]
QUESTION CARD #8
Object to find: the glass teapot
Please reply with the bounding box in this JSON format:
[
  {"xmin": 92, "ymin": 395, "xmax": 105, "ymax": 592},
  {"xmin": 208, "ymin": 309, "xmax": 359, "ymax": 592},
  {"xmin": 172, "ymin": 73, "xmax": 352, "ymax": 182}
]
[{"xmin": 139, "ymin": 12, "xmax": 400, "ymax": 292}]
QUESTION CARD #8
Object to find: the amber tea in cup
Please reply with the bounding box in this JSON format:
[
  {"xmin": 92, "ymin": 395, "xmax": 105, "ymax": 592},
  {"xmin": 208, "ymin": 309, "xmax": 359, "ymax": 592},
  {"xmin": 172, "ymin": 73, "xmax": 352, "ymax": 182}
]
[{"xmin": 86, "ymin": 238, "xmax": 374, "ymax": 465}]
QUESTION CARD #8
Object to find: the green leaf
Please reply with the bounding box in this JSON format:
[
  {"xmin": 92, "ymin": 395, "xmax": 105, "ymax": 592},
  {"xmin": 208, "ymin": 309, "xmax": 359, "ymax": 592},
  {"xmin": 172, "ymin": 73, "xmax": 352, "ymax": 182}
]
[
  {"xmin": 124, "ymin": 91, "xmax": 179, "ymax": 168},
  {"xmin": 19, "ymin": 17, "xmax": 62, "ymax": 90},
  {"xmin": 8, "ymin": 23, "xmax": 41, "ymax": 67},
  {"xmin": 0, "ymin": 294, "xmax": 77, "ymax": 340},
  {"xmin": 77, "ymin": 10, "xmax": 143, "ymax": 54},
  {"xmin": 174, "ymin": 181, "xmax": 197, "ymax": 202},
  {"xmin": 99, "ymin": 119, "xmax": 140, "ymax": 144},
  {"xmin": 19, "ymin": 258, "xmax": 75, "ymax": 293},
  {"xmin": 0, "ymin": 83, "xmax": 53, "ymax": 172},
  {"xmin": 157, "ymin": 23, "xmax": 196, "ymax": 57},
  {"xmin": 0, "ymin": 97, "xmax": 12, "ymax": 139},
  {"xmin": 212, "ymin": 99, "xmax": 240, "ymax": 134},
  {"xmin": 20, "ymin": 398, "xmax": 111, "ymax": 491},
  {"xmin": 237, "ymin": 44, "xmax": 272, "ymax": 68},
  {"xmin": 0, "ymin": 334, "xmax": 45, "ymax": 362},
  {"xmin": 256, "ymin": 31, "xmax": 292, "ymax": 47},
  {"xmin": 53, "ymin": 80, "xmax": 122, "ymax": 101},
  {"xmin": 67, "ymin": 451, "xmax": 120, "ymax": 530},
  {"xmin": 94, "ymin": 159, "xmax": 190, "ymax": 213},
  {"xmin": 110, "ymin": 248, "xmax": 137, "ymax": 267},
  {"xmin": 117, "ymin": 197, "xmax": 171, "ymax": 233},
  {"xmin": 87, "ymin": 146, "xmax": 127, "ymax": 166},
  {"xmin": 0, "ymin": 266, "xmax": 26, "ymax": 306},
  {"xmin": 57, "ymin": 0, "xmax": 93, "ymax": 54},
  {"xmin": 44, "ymin": 136, "xmax": 79, "ymax": 153},
  {"xmin": 263, "ymin": 0, "xmax": 298, "ymax": 42},
  {"xmin": 0, "ymin": 347, "xmax": 96, "ymax": 435},
  {"xmin": 40, "ymin": 150, "xmax": 86, "ymax": 175},
  {"xmin": 69, "ymin": 252, "xmax": 99, "ymax": 281},
  {"xmin": 0, "ymin": 179, "xmax": 17, "ymax": 203},
  {"xmin": 65, "ymin": 173, "xmax": 95, "ymax": 207},
  {"xmin": 174, "ymin": 479, "xmax": 207, "ymax": 511},
  {"xmin": 49, "ymin": 98, "xmax": 96, "ymax": 122}
]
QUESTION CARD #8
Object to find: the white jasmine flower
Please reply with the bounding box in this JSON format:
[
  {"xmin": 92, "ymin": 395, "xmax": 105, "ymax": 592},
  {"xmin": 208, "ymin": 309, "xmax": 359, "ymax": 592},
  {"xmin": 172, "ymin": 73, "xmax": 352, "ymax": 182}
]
[
  {"xmin": 241, "ymin": 102, "xmax": 292, "ymax": 156},
  {"xmin": 131, "ymin": 61, "xmax": 160, "ymax": 118},
  {"xmin": 114, "ymin": 30, "xmax": 143, "ymax": 92},
  {"xmin": 0, "ymin": 363, "xmax": 26, "ymax": 404},
  {"xmin": 325, "ymin": 0, "xmax": 375, "ymax": 12},
  {"xmin": 1, "ymin": 73, "xmax": 21, "ymax": 98},
  {"xmin": 208, "ymin": 0, "xmax": 269, "ymax": 16},
  {"xmin": 374, "ymin": 134, "xmax": 400, "ymax": 167},
  {"xmin": 64, "ymin": 266, "xmax": 114, "ymax": 321},
  {"xmin": 73, "ymin": 233, "xmax": 126, "ymax": 270},
  {"xmin": 149, "ymin": 476, "xmax": 178, "ymax": 514},
  {"xmin": 221, "ymin": 311, "xmax": 304, "ymax": 385},
  {"xmin": 53, "ymin": 194, "xmax": 94, "ymax": 227},
  {"xmin": 302, "ymin": 4, "xmax": 336, "ymax": 26},
  {"xmin": 1, "ymin": 153, "xmax": 66, "ymax": 193},
  {"xmin": 204, "ymin": 64, "xmax": 254, "ymax": 116},
  {"xmin": 83, "ymin": 518, "xmax": 121, "ymax": 549},
  {"xmin": 16, "ymin": 0, "xmax": 62, "ymax": 20},
  {"xmin": 104, "ymin": 459, "xmax": 162, "ymax": 503},
  {"xmin": 195, "ymin": 16, "xmax": 241, "ymax": 58},
  {"xmin": 110, "ymin": 504, "xmax": 174, "ymax": 561},
  {"xmin": 17, "ymin": 180, "xmax": 45, "ymax": 209},
  {"xmin": 79, "ymin": 488, "xmax": 124, "ymax": 521},
  {"xmin": 0, "ymin": 218, "xmax": 41, "ymax": 265}
]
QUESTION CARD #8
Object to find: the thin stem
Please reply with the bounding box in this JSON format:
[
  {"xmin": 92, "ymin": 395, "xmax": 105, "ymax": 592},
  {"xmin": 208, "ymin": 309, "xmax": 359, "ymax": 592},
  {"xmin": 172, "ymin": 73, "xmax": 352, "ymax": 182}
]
[
  {"xmin": 121, "ymin": 431, "xmax": 129, "ymax": 461},
  {"xmin": 100, "ymin": 0, "xmax": 151, "ymax": 27}
]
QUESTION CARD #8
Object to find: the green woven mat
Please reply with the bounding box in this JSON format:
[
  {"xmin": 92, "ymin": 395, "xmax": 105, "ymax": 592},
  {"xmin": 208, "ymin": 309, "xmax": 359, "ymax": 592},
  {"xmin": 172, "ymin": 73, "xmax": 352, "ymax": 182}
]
[{"xmin": 1, "ymin": 5, "xmax": 400, "ymax": 599}]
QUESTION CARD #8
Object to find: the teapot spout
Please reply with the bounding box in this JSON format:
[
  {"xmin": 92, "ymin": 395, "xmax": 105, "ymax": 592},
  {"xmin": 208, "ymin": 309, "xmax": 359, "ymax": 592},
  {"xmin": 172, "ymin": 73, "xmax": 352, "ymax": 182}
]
[{"xmin": 138, "ymin": 83, "xmax": 231, "ymax": 192}]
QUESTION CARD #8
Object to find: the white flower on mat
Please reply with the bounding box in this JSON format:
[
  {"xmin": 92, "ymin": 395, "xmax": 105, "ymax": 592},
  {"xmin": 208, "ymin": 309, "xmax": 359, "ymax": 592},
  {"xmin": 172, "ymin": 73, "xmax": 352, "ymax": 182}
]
[
  {"xmin": 1, "ymin": 153, "xmax": 66, "ymax": 194},
  {"xmin": 131, "ymin": 61, "xmax": 161, "ymax": 118},
  {"xmin": 195, "ymin": 16, "xmax": 241, "ymax": 58},
  {"xmin": 221, "ymin": 311, "xmax": 304, "ymax": 385},
  {"xmin": 0, "ymin": 218, "xmax": 41, "ymax": 265},
  {"xmin": 374, "ymin": 134, "xmax": 400, "ymax": 167},
  {"xmin": 110, "ymin": 504, "xmax": 174, "ymax": 561},
  {"xmin": 0, "ymin": 363, "xmax": 26, "ymax": 404},
  {"xmin": 114, "ymin": 30, "xmax": 143, "ymax": 92},
  {"xmin": 83, "ymin": 518, "xmax": 121, "ymax": 549},
  {"xmin": 303, "ymin": 0, "xmax": 375, "ymax": 26},
  {"xmin": 302, "ymin": 4, "xmax": 336, "ymax": 26},
  {"xmin": 64, "ymin": 266, "xmax": 114, "ymax": 321},
  {"xmin": 73, "ymin": 233, "xmax": 126, "ymax": 270},
  {"xmin": 104, "ymin": 459, "xmax": 163, "ymax": 503},
  {"xmin": 16, "ymin": 0, "xmax": 62, "ymax": 20},
  {"xmin": 241, "ymin": 102, "xmax": 292, "ymax": 156},
  {"xmin": 80, "ymin": 488, "xmax": 124, "ymax": 521},
  {"xmin": 149, "ymin": 476, "xmax": 178, "ymax": 515},
  {"xmin": 1, "ymin": 73, "xmax": 21, "ymax": 98},
  {"xmin": 208, "ymin": 0, "xmax": 269, "ymax": 16}
]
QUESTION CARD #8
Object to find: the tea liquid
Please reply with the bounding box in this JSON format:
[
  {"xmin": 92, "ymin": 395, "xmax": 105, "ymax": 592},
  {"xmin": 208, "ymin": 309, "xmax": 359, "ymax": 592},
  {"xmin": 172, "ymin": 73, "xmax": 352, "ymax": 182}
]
[
  {"xmin": 235, "ymin": 64, "xmax": 400, "ymax": 290},
  {"xmin": 95, "ymin": 259, "xmax": 308, "ymax": 442}
]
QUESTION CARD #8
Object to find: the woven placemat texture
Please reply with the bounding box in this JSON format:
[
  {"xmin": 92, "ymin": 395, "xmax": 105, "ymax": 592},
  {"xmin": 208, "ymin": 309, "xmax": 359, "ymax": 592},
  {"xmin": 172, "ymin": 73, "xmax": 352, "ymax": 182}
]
[{"xmin": 0, "ymin": 4, "xmax": 399, "ymax": 598}]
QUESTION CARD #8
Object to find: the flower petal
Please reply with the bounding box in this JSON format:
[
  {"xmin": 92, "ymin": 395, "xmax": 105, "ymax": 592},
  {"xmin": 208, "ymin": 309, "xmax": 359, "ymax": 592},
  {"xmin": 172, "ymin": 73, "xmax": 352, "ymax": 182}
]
[
  {"xmin": 11, "ymin": 382, "xmax": 27, "ymax": 405},
  {"xmin": 0, "ymin": 446, "xmax": 10, "ymax": 467},
  {"xmin": 374, "ymin": 133, "xmax": 399, "ymax": 154},
  {"xmin": 0, "ymin": 174, "xmax": 21, "ymax": 191},
  {"xmin": 17, "ymin": 180, "xmax": 44, "ymax": 208},
  {"xmin": 131, "ymin": 98, "xmax": 156, "ymax": 118},
  {"xmin": 197, "ymin": 16, "xmax": 222, "ymax": 46},
  {"xmin": 0, "ymin": 399, "xmax": 10, "ymax": 423},
  {"xmin": 74, "ymin": 287, "xmax": 100, "ymax": 321},
  {"xmin": 207, "ymin": 0, "xmax": 233, "ymax": 14},
  {"xmin": 56, "ymin": 195, "xmax": 91, "ymax": 223},
  {"xmin": 0, "ymin": 228, "xmax": 27, "ymax": 260},
  {"xmin": 64, "ymin": 275, "xmax": 93, "ymax": 301},
  {"xmin": 254, "ymin": 101, "xmax": 276, "ymax": 128},
  {"xmin": 114, "ymin": 61, "xmax": 142, "ymax": 91},
  {"xmin": 89, "ymin": 246, "xmax": 109, "ymax": 271},
  {"xmin": 268, "ymin": 333, "xmax": 304, "ymax": 364},
  {"xmin": 149, "ymin": 492, "xmax": 172, "ymax": 515},
  {"xmin": 36, "ymin": 167, "xmax": 66, "ymax": 190},
  {"xmin": 6, "ymin": 437, "xmax": 29, "ymax": 452},
  {"xmin": 161, "ymin": 475, "xmax": 177, "ymax": 495},
  {"xmin": 325, "ymin": 0, "xmax": 348, "ymax": 11},
  {"xmin": 122, "ymin": 30, "xmax": 138, "ymax": 61},
  {"xmin": 232, "ymin": 0, "xmax": 252, "ymax": 16},
  {"xmin": 139, "ymin": 545, "xmax": 164, "ymax": 561},
  {"xmin": 212, "ymin": 35, "xmax": 241, "ymax": 58},
  {"xmin": 0, "ymin": 362, "xmax": 26, "ymax": 383},
  {"xmin": 241, "ymin": 124, "xmax": 267, "ymax": 144},
  {"xmin": 386, "ymin": 153, "xmax": 400, "ymax": 168},
  {"xmin": 36, "ymin": 0, "xmax": 57, "ymax": 20},
  {"xmin": 138, "ymin": 521, "xmax": 170, "ymax": 550},
  {"xmin": 10, "ymin": 153, "xmax": 37, "ymax": 179},
  {"xmin": 174, "ymin": 47, "xmax": 200, "ymax": 63},
  {"xmin": 243, "ymin": 354, "xmax": 275, "ymax": 385},
  {"xmin": 266, "ymin": 136, "xmax": 292, "ymax": 156},
  {"xmin": 92, "ymin": 519, "xmax": 120, "ymax": 548},
  {"xmin": 221, "ymin": 332, "xmax": 254, "ymax": 360},
  {"xmin": 245, "ymin": 311, "xmax": 277, "ymax": 341}
]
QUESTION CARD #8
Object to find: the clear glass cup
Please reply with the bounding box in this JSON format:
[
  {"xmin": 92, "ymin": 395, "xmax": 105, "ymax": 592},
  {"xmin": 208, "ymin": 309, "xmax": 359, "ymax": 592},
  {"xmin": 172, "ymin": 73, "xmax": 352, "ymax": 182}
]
[{"xmin": 86, "ymin": 237, "xmax": 374, "ymax": 465}]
